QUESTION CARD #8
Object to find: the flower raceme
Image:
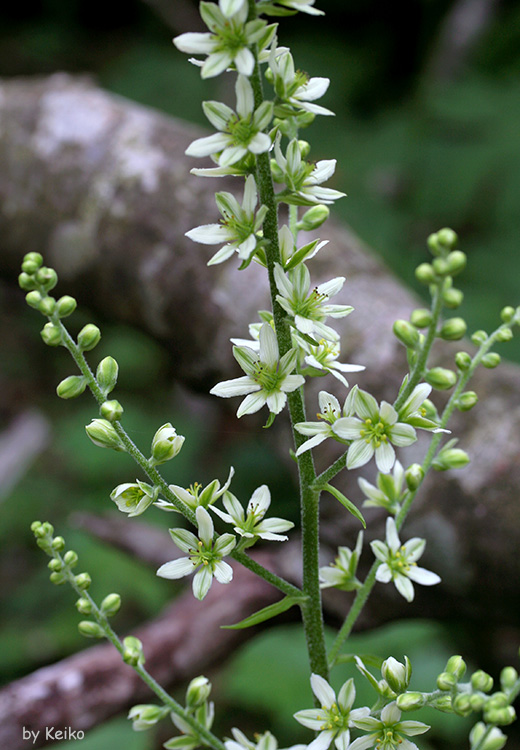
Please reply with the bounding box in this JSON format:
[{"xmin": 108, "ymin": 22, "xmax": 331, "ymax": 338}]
[
  {"xmin": 210, "ymin": 323, "xmax": 305, "ymax": 417},
  {"xmin": 186, "ymin": 175, "xmax": 268, "ymax": 265},
  {"xmin": 156, "ymin": 506, "xmax": 236, "ymax": 601}
]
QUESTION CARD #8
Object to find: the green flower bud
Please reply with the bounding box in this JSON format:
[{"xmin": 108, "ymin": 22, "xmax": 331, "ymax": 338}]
[
  {"xmin": 381, "ymin": 656, "xmax": 411, "ymax": 694},
  {"xmin": 100, "ymin": 593, "xmax": 122, "ymax": 617},
  {"xmin": 18, "ymin": 272, "xmax": 38, "ymax": 291},
  {"xmin": 299, "ymin": 204, "xmax": 330, "ymax": 231},
  {"xmin": 405, "ymin": 463, "xmax": 424, "ymax": 491},
  {"xmin": 427, "ymin": 232, "xmax": 443, "ymax": 256},
  {"xmin": 432, "ymin": 694, "xmax": 453, "ymax": 713},
  {"xmin": 484, "ymin": 706, "xmax": 516, "ymax": 726},
  {"xmin": 78, "ymin": 621, "xmax": 105, "ymax": 639},
  {"xmin": 442, "ymin": 287, "xmax": 464, "ymax": 308},
  {"xmin": 495, "ymin": 327, "xmax": 513, "ymax": 342},
  {"xmin": 76, "ymin": 597, "xmax": 93, "ymax": 615},
  {"xmin": 26, "ymin": 291, "xmax": 43, "ymax": 309},
  {"xmin": 85, "ymin": 419, "xmax": 125, "ymax": 452},
  {"xmin": 485, "ymin": 692, "xmax": 509, "ymax": 710},
  {"xmin": 30, "ymin": 520, "xmax": 43, "ymax": 534},
  {"xmin": 455, "ymin": 351, "xmax": 472, "ymax": 371},
  {"xmin": 96, "ymin": 356, "xmax": 119, "ymax": 395},
  {"xmin": 150, "ymin": 423, "xmax": 185, "ymax": 465},
  {"xmin": 31, "ymin": 520, "xmax": 50, "ymax": 538},
  {"xmin": 74, "ymin": 572, "xmax": 92, "ymax": 590},
  {"xmin": 128, "ymin": 704, "xmax": 168, "ymax": 730},
  {"xmin": 470, "ymin": 693, "xmax": 485, "ymax": 711},
  {"xmin": 56, "ymin": 295, "xmax": 77, "ymax": 318},
  {"xmin": 36, "ymin": 537, "xmax": 53, "ymax": 552},
  {"xmin": 500, "ymin": 666, "xmax": 518, "ymax": 690},
  {"xmin": 21, "ymin": 252, "xmax": 44, "ymax": 274},
  {"xmin": 41, "ymin": 322, "xmax": 62, "ymax": 346},
  {"xmin": 410, "ymin": 308, "xmax": 432, "ymax": 328},
  {"xmin": 500, "ymin": 306, "xmax": 516, "ymax": 323},
  {"xmin": 437, "ymin": 671, "xmax": 457, "ymax": 690},
  {"xmin": 123, "ymin": 636, "xmax": 145, "ymax": 666},
  {"xmin": 48, "ymin": 558, "xmax": 63, "ymax": 572},
  {"xmin": 453, "ymin": 694, "xmax": 472, "ymax": 716},
  {"xmin": 35, "ymin": 266, "xmax": 58, "ymax": 291},
  {"xmin": 393, "ymin": 320, "xmax": 420, "ymax": 349},
  {"xmin": 110, "ymin": 480, "xmax": 157, "ymax": 517},
  {"xmin": 433, "ymin": 447, "xmax": 470, "ymax": 471},
  {"xmin": 445, "ymin": 250, "xmax": 467, "ymax": 276},
  {"xmin": 415, "ymin": 263, "xmax": 436, "ymax": 285},
  {"xmin": 396, "ymin": 692, "xmax": 427, "ymax": 711},
  {"xmin": 437, "ymin": 228, "xmax": 458, "ymax": 250},
  {"xmin": 446, "ymin": 654, "xmax": 467, "ymax": 679},
  {"xmin": 38, "ymin": 296, "xmax": 56, "ymax": 316},
  {"xmin": 432, "ymin": 257, "xmax": 450, "ymax": 276},
  {"xmin": 63, "ymin": 550, "xmax": 79, "ymax": 567},
  {"xmin": 456, "ymin": 391, "xmax": 478, "ymax": 411},
  {"xmin": 49, "ymin": 571, "xmax": 66, "ymax": 585},
  {"xmin": 100, "ymin": 400, "xmax": 124, "ymax": 422},
  {"xmin": 56, "ymin": 375, "xmax": 87, "ymax": 400},
  {"xmin": 77, "ymin": 324, "xmax": 101, "ymax": 351},
  {"xmin": 51, "ymin": 535, "xmax": 65, "ymax": 551},
  {"xmin": 439, "ymin": 317, "xmax": 467, "ymax": 341},
  {"xmin": 471, "ymin": 330, "xmax": 488, "ymax": 345},
  {"xmin": 470, "ymin": 722, "xmax": 507, "ymax": 750},
  {"xmin": 186, "ymin": 676, "xmax": 212, "ymax": 708},
  {"xmin": 471, "ymin": 670, "xmax": 494, "ymax": 692},
  {"xmin": 425, "ymin": 367, "xmax": 457, "ymax": 390},
  {"xmin": 482, "ymin": 352, "xmax": 501, "ymax": 369}
]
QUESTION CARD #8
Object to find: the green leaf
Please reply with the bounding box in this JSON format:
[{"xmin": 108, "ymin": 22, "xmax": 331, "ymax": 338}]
[
  {"xmin": 284, "ymin": 239, "xmax": 320, "ymax": 270},
  {"xmin": 324, "ymin": 483, "xmax": 366, "ymax": 528},
  {"xmin": 221, "ymin": 596, "xmax": 305, "ymax": 629}
]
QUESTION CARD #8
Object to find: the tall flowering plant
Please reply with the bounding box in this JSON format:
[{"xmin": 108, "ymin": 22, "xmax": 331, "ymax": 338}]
[{"xmin": 20, "ymin": 1, "xmax": 520, "ymax": 748}]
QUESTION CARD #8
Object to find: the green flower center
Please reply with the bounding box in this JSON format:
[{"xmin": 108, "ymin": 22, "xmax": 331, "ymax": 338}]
[
  {"xmin": 189, "ymin": 540, "xmax": 219, "ymax": 569},
  {"xmin": 228, "ymin": 116, "xmax": 256, "ymax": 146},
  {"xmin": 376, "ymin": 727, "xmax": 401, "ymax": 748},
  {"xmin": 316, "ymin": 703, "xmax": 349, "ymax": 734},
  {"xmin": 388, "ymin": 546, "xmax": 415, "ymax": 576},
  {"xmin": 359, "ymin": 417, "xmax": 389, "ymax": 448},
  {"xmin": 253, "ymin": 362, "xmax": 282, "ymax": 392}
]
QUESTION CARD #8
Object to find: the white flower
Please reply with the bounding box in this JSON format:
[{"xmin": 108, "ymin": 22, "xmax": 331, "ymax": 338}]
[
  {"xmin": 357, "ymin": 461, "xmax": 405, "ymax": 515},
  {"xmin": 274, "ymin": 262, "xmax": 353, "ymax": 342},
  {"xmin": 273, "ymin": 137, "xmax": 345, "ymax": 206},
  {"xmin": 295, "ymin": 388, "xmax": 357, "ymax": 456},
  {"xmin": 332, "ymin": 388, "xmax": 417, "ymax": 474},
  {"xmin": 156, "ymin": 506, "xmax": 236, "ymax": 600},
  {"xmin": 319, "ymin": 531, "xmax": 364, "ymax": 591},
  {"xmin": 278, "ymin": 224, "xmax": 329, "ymax": 269},
  {"xmin": 211, "ymin": 485, "xmax": 294, "ymax": 543},
  {"xmin": 269, "ymin": 48, "xmax": 333, "ymax": 116},
  {"xmin": 296, "ymin": 335, "xmax": 364, "ymax": 388},
  {"xmin": 186, "ymin": 175, "xmax": 268, "ymax": 265},
  {"xmin": 210, "ymin": 323, "xmax": 305, "ymax": 417},
  {"xmin": 186, "ymin": 76, "xmax": 272, "ymax": 167},
  {"xmin": 294, "ymin": 674, "xmax": 369, "ymax": 750},
  {"xmin": 110, "ymin": 479, "xmax": 158, "ymax": 517},
  {"xmin": 174, "ymin": 3, "xmax": 273, "ymax": 79},
  {"xmin": 397, "ymin": 383, "xmax": 450, "ymax": 433},
  {"xmin": 350, "ymin": 701, "xmax": 429, "ymax": 750},
  {"xmin": 157, "ymin": 467, "xmax": 235, "ymax": 513},
  {"xmin": 273, "ymin": 0, "xmax": 324, "ymax": 15},
  {"xmin": 370, "ymin": 517, "xmax": 441, "ymax": 602},
  {"xmin": 225, "ymin": 728, "xmax": 303, "ymax": 750}
]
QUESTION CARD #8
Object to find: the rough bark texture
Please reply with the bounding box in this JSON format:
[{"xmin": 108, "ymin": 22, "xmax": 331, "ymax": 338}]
[{"xmin": 1, "ymin": 74, "xmax": 520, "ymax": 745}]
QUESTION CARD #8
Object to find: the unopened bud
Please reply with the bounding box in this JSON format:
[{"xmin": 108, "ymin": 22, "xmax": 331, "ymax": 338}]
[
  {"xmin": 35, "ymin": 266, "xmax": 58, "ymax": 291},
  {"xmin": 445, "ymin": 251, "xmax": 467, "ymax": 276},
  {"xmin": 433, "ymin": 448, "xmax": 470, "ymax": 471},
  {"xmin": 299, "ymin": 204, "xmax": 330, "ymax": 231},
  {"xmin": 96, "ymin": 356, "xmax": 119, "ymax": 395},
  {"xmin": 456, "ymin": 391, "xmax": 478, "ymax": 411},
  {"xmin": 495, "ymin": 328, "xmax": 513, "ymax": 342},
  {"xmin": 77, "ymin": 324, "xmax": 101, "ymax": 351},
  {"xmin": 21, "ymin": 252, "xmax": 44, "ymax": 274},
  {"xmin": 437, "ymin": 671, "xmax": 457, "ymax": 690},
  {"xmin": 100, "ymin": 400, "xmax": 124, "ymax": 422},
  {"xmin": 49, "ymin": 571, "xmax": 66, "ymax": 585},
  {"xmin": 439, "ymin": 317, "xmax": 467, "ymax": 341},
  {"xmin": 443, "ymin": 287, "xmax": 464, "ymax": 308},
  {"xmin": 396, "ymin": 692, "xmax": 426, "ymax": 711},
  {"xmin": 425, "ymin": 367, "xmax": 457, "ymax": 390},
  {"xmin": 470, "ymin": 722, "xmax": 507, "ymax": 750},
  {"xmin": 471, "ymin": 330, "xmax": 488, "ymax": 345},
  {"xmin": 56, "ymin": 375, "xmax": 87, "ymax": 400},
  {"xmin": 186, "ymin": 676, "xmax": 212, "ymax": 707},
  {"xmin": 26, "ymin": 291, "xmax": 43, "ymax": 309},
  {"xmin": 432, "ymin": 694, "xmax": 453, "ymax": 713},
  {"xmin": 100, "ymin": 593, "xmax": 122, "ymax": 617},
  {"xmin": 500, "ymin": 306, "xmax": 516, "ymax": 323},
  {"xmin": 470, "ymin": 694, "xmax": 485, "ymax": 711},
  {"xmin": 410, "ymin": 308, "xmax": 432, "ymax": 328},
  {"xmin": 128, "ymin": 704, "xmax": 167, "ymax": 730},
  {"xmin": 455, "ymin": 351, "xmax": 472, "ymax": 371},
  {"xmin": 38, "ymin": 296, "xmax": 56, "ymax": 316},
  {"xmin": 393, "ymin": 320, "xmax": 420, "ymax": 349},
  {"xmin": 481, "ymin": 352, "xmax": 501, "ymax": 369},
  {"xmin": 51, "ymin": 535, "xmax": 65, "ymax": 551},
  {"xmin": 432, "ymin": 257, "xmax": 450, "ymax": 276},
  {"xmin": 74, "ymin": 572, "xmax": 92, "ymax": 590},
  {"xmin": 405, "ymin": 464, "xmax": 424, "ymax": 491},
  {"xmin": 123, "ymin": 636, "xmax": 145, "ymax": 666},
  {"xmin": 415, "ymin": 263, "xmax": 436, "ymax": 285},
  {"xmin": 63, "ymin": 550, "xmax": 79, "ymax": 567},
  {"xmin": 150, "ymin": 423, "xmax": 185, "ymax": 465},
  {"xmin": 298, "ymin": 140, "xmax": 311, "ymax": 158},
  {"xmin": 471, "ymin": 670, "xmax": 494, "ymax": 692},
  {"xmin": 437, "ymin": 228, "xmax": 458, "ymax": 250},
  {"xmin": 484, "ymin": 706, "xmax": 516, "ymax": 726},
  {"xmin": 446, "ymin": 655, "xmax": 466, "ymax": 679},
  {"xmin": 56, "ymin": 295, "xmax": 77, "ymax": 318},
  {"xmin": 76, "ymin": 597, "xmax": 93, "ymax": 615},
  {"xmin": 48, "ymin": 558, "xmax": 63, "ymax": 572},
  {"xmin": 41, "ymin": 322, "xmax": 62, "ymax": 347},
  {"xmin": 85, "ymin": 419, "xmax": 125, "ymax": 451},
  {"xmin": 18, "ymin": 272, "xmax": 38, "ymax": 291},
  {"xmin": 500, "ymin": 666, "xmax": 518, "ymax": 690},
  {"xmin": 78, "ymin": 621, "xmax": 105, "ymax": 639},
  {"xmin": 453, "ymin": 694, "xmax": 472, "ymax": 716},
  {"xmin": 381, "ymin": 656, "xmax": 411, "ymax": 694}
]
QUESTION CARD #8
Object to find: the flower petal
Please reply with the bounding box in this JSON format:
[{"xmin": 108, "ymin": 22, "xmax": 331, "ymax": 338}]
[
  {"xmin": 192, "ymin": 566, "xmax": 213, "ymax": 600},
  {"xmin": 157, "ymin": 557, "xmax": 197, "ymax": 579},
  {"xmin": 310, "ymin": 673, "xmax": 336, "ymax": 708}
]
